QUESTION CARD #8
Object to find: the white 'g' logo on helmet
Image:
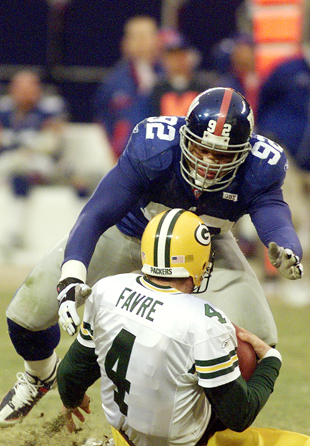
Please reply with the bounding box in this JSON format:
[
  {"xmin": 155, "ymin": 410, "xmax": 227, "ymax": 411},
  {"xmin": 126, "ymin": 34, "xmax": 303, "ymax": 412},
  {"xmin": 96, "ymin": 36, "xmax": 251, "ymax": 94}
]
[{"xmin": 195, "ymin": 224, "xmax": 210, "ymax": 246}]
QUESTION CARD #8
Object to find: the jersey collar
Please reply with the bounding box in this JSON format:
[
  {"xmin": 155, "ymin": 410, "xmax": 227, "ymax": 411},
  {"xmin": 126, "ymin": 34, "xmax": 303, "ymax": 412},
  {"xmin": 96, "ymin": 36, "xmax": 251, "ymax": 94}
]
[{"xmin": 138, "ymin": 275, "xmax": 181, "ymax": 294}]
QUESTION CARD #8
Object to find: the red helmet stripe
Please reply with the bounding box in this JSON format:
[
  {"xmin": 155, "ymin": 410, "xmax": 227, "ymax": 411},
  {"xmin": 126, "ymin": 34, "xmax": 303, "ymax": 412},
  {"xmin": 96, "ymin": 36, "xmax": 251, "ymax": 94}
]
[{"xmin": 214, "ymin": 88, "xmax": 234, "ymax": 136}]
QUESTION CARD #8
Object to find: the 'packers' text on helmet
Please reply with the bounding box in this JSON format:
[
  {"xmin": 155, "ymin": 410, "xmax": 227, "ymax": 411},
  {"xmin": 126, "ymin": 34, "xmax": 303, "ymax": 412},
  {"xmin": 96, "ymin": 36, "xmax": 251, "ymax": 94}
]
[
  {"xmin": 141, "ymin": 209, "xmax": 211, "ymax": 287},
  {"xmin": 180, "ymin": 87, "xmax": 254, "ymax": 192}
]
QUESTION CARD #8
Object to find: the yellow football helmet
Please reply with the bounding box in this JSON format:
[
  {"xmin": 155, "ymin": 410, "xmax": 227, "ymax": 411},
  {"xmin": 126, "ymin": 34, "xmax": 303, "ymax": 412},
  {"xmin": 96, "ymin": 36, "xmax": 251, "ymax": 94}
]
[{"xmin": 141, "ymin": 209, "xmax": 211, "ymax": 287}]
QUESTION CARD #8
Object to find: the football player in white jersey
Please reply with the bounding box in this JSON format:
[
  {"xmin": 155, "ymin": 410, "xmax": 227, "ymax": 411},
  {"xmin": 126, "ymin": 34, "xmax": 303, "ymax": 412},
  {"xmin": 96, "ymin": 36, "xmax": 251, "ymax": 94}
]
[
  {"xmin": 0, "ymin": 88, "xmax": 299, "ymax": 427},
  {"xmin": 58, "ymin": 210, "xmax": 282, "ymax": 446}
]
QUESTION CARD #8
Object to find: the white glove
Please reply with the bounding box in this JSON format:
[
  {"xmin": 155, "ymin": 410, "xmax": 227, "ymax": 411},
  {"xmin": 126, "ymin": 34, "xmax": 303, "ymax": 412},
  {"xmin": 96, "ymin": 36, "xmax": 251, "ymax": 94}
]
[
  {"xmin": 57, "ymin": 283, "xmax": 92, "ymax": 335},
  {"xmin": 268, "ymin": 242, "xmax": 303, "ymax": 280}
]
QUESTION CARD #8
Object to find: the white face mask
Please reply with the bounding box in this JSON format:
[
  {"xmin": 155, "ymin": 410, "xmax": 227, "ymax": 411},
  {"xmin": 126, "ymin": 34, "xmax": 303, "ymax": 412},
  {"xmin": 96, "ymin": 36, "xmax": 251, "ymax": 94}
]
[{"xmin": 179, "ymin": 125, "xmax": 251, "ymax": 192}]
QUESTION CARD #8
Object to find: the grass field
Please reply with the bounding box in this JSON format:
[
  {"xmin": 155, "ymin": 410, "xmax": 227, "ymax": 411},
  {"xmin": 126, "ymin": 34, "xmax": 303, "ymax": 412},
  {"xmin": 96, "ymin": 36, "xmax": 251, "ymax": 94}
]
[{"xmin": 0, "ymin": 266, "xmax": 310, "ymax": 445}]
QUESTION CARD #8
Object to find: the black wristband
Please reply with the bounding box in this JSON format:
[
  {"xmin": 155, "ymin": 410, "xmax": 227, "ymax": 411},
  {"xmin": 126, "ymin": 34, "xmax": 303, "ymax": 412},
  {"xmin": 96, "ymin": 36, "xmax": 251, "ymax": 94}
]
[{"xmin": 57, "ymin": 277, "xmax": 83, "ymax": 293}]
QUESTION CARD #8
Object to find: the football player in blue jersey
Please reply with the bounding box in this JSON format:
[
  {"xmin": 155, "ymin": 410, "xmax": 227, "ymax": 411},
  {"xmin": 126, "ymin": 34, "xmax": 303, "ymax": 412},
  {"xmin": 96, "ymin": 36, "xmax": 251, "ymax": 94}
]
[{"xmin": 0, "ymin": 87, "xmax": 302, "ymax": 427}]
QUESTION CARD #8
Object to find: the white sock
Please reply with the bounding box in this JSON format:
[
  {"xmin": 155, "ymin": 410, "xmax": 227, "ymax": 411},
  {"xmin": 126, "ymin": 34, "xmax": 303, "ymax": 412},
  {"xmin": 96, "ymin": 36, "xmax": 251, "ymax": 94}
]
[{"xmin": 24, "ymin": 351, "xmax": 58, "ymax": 382}]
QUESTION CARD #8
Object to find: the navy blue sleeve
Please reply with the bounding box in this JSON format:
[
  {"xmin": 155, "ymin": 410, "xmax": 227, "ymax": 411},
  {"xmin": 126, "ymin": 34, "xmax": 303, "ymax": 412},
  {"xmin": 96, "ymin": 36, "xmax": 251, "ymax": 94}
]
[
  {"xmin": 249, "ymin": 188, "xmax": 302, "ymax": 259},
  {"xmin": 63, "ymin": 152, "xmax": 149, "ymax": 267},
  {"xmin": 63, "ymin": 118, "xmax": 177, "ymax": 267},
  {"xmin": 242, "ymin": 135, "xmax": 302, "ymax": 259}
]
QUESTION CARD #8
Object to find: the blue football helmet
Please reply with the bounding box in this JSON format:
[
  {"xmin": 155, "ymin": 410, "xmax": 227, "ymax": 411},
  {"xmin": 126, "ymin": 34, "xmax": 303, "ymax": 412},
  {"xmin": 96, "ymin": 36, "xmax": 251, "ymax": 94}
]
[{"xmin": 180, "ymin": 87, "xmax": 254, "ymax": 192}]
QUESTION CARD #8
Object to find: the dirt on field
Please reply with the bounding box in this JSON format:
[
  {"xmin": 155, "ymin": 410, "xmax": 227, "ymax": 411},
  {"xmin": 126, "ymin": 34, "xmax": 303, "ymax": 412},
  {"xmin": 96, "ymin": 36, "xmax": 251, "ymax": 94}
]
[
  {"xmin": 0, "ymin": 408, "xmax": 113, "ymax": 446},
  {"xmin": 0, "ymin": 282, "xmax": 112, "ymax": 446}
]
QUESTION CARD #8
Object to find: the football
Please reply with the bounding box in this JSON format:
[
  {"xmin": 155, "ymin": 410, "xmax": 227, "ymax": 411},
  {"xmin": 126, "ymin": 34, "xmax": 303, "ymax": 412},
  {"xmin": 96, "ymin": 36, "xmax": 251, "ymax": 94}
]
[{"xmin": 233, "ymin": 323, "xmax": 258, "ymax": 381}]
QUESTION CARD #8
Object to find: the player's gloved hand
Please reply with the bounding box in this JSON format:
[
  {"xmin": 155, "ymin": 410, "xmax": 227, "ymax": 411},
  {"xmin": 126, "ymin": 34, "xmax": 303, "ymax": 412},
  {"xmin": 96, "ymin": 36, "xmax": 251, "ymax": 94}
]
[
  {"xmin": 57, "ymin": 278, "xmax": 92, "ymax": 335},
  {"xmin": 268, "ymin": 242, "xmax": 303, "ymax": 280}
]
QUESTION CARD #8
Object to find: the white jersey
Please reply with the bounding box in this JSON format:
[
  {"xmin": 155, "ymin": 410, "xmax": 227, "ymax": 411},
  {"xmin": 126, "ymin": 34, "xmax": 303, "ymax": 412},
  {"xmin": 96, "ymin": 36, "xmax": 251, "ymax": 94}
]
[{"xmin": 78, "ymin": 273, "xmax": 240, "ymax": 446}]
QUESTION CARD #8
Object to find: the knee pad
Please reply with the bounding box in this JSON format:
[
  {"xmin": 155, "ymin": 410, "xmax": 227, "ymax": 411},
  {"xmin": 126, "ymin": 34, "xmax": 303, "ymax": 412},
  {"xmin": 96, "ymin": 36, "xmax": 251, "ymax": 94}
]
[
  {"xmin": 7, "ymin": 318, "xmax": 61, "ymax": 361},
  {"xmin": 11, "ymin": 174, "xmax": 30, "ymax": 196}
]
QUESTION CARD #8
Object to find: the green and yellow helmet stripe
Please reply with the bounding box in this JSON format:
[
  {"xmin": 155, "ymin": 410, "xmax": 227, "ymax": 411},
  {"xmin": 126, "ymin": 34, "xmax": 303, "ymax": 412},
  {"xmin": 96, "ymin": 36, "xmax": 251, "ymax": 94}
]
[{"xmin": 153, "ymin": 209, "xmax": 186, "ymax": 267}]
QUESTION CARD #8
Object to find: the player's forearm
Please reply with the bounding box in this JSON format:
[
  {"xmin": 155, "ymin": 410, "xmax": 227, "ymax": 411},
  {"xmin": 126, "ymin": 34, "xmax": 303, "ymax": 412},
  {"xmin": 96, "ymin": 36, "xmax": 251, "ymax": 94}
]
[
  {"xmin": 251, "ymin": 199, "xmax": 302, "ymax": 259},
  {"xmin": 57, "ymin": 338, "xmax": 101, "ymax": 409},
  {"xmin": 205, "ymin": 356, "xmax": 281, "ymax": 432}
]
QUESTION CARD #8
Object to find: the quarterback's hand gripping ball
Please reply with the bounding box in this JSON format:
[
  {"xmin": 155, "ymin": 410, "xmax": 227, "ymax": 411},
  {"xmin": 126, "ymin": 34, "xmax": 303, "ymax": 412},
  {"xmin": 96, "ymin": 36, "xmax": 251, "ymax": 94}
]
[
  {"xmin": 57, "ymin": 281, "xmax": 92, "ymax": 335},
  {"xmin": 268, "ymin": 242, "xmax": 303, "ymax": 280},
  {"xmin": 233, "ymin": 324, "xmax": 257, "ymax": 381}
]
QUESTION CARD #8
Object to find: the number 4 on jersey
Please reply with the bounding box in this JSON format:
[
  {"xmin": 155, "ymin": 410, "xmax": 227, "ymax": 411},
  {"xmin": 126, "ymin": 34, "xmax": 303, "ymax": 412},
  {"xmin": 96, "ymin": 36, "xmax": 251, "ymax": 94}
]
[
  {"xmin": 105, "ymin": 329, "xmax": 136, "ymax": 415},
  {"xmin": 204, "ymin": 303, "xmax": 227, "ymax": 324}
]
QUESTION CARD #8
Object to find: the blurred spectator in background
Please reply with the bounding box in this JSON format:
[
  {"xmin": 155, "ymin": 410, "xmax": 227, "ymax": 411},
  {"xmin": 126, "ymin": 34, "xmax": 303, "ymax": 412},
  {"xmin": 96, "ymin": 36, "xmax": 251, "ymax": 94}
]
[
  {"xmin": 211, "ymin": 33, "xmax": 259, "ymax": 117},
  {"xmin": 149, "ymin": 29, "xmax": 212, "ymax": 117},
  {"xmin": 0, "ymin": 70, "xmax": 88, "ymax": 251},
  {"xmin": 256, "ymin": 41, "xmax": 310, "ymax": 265},
  {"xmin": 93, "ymin": 15, "xmax": 162, "ymax": 160}
]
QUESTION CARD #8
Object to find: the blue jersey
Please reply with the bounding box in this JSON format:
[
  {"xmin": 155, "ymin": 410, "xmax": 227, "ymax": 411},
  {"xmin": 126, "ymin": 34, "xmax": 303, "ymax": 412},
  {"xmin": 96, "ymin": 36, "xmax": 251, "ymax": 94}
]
[{"xmin": 65, "ymin": 116, "xmax": 302, "ymax": 267}]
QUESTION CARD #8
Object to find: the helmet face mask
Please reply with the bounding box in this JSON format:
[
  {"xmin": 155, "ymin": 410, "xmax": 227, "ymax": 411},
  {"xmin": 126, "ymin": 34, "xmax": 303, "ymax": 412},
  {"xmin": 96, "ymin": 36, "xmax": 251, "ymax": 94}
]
[
  {"xmin": 141, "ymin": 209, "xmax": 211, "ymax": 288},
  {"xmin": 180, "ymin": 87, "xmax": 254, "ymax": 192}
]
